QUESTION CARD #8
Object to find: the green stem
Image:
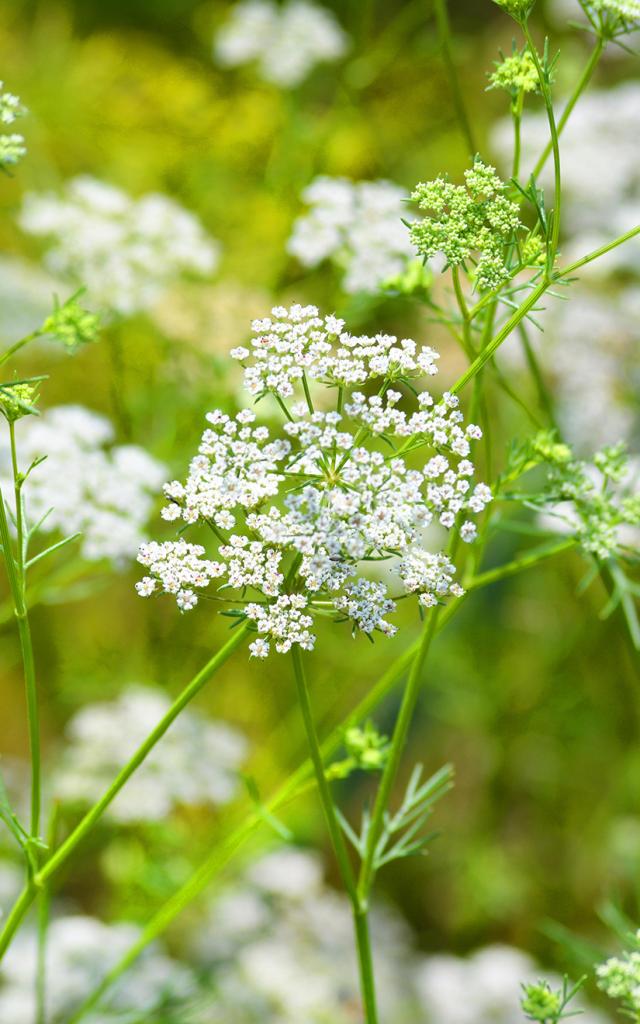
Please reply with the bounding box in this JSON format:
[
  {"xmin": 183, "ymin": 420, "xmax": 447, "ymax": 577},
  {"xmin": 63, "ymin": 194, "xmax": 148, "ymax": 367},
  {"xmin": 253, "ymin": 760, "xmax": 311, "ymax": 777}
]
[
  {"xmin": 433, "ymin": 0, "xmax": 476, "ymax": 156},
  {"xmin": 532, "ymin": 37, "xmax": 604, "ymax": 180},
  {"xmin": 512, "ymin": 90, "xmax": 524, "ymax": 181},
  {"xmin": 560, "ymin": 224, "xmax": 640, "ymax": 276},
  {"xmin": 0, "ymin": 328, "xmax": 42, "ymax": 368},
  {"xmin": 452, "ymin": 276, "xmax": 548, "ymax": 394},
  {"xmin": 357, "ymin": 608, "xmax": 440, "ymax": 904},
  {"xmin": 291, "ymin": 647, "xmax": 378, "ymax": 1023},
  {"xmin": 36, "ymin": 804, "xmax": 59, "ymax": 1024},
  {"xmin": 522, "ymin": 22, "xmax": 561, "ymax": 270},
  {"xmin": 0, "ymin": 624, "xmax": 249, "ymax": 960},
  {"xmin": 2, "ymin": 423, "xmax": 41, "ymax": 839},
  {"xmin": 451, "ymin": 267, "xmax": 474, "ymax": 358},
  {"xmin": 465, "ymin": 537, "xmax": 577, "ymax": 590}
]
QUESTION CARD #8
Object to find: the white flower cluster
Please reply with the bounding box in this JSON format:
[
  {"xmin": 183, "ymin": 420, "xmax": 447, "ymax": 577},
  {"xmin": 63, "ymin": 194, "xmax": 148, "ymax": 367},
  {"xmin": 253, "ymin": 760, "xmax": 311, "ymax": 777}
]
[
  {"xmin": 287, "ymin": 176, "xmax": 418, "ymax": 293},
  {"xmin": 19, "ymin": 176, "xmax": 220, "ymax": 316},
  {"xmin": 53, "ymin": 685, "xmax": 248, "ymax": 822},
  {"xmin": 0, "ymin": 81, "xmax": 26, "ymax": 168},
  {"xmin": 232, "ymin": 304, "xmax": 439, "ymax": 398},
  {"xmin": 214, "ymin": 0, "xmax": 348, "ymax": 87},
  {"xmin": 137, "ymin": 305, "xmax": 492, "ymax": 657},
  {"xmin": 0, "ymin": 405, "xmax": 164, "ymax": 569},
  {"xmin": 0, "ymin": 405, "xmax": 166, "ymax": 567},
  {"xmin": 0, "ymin": 914, "xmax": 196, "ymax": 1024}
]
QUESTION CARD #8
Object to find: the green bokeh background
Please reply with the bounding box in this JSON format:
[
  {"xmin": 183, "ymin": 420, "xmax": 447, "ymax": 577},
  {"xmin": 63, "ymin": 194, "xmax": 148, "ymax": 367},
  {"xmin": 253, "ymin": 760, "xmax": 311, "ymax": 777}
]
[{"xmin": 0, "ymin": 0, "xmax": 638, "ymax": 988}]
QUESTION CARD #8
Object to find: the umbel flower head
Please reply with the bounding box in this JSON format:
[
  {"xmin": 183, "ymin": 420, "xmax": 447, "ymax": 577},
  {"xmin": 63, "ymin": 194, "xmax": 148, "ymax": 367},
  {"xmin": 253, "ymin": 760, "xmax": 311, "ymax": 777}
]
[
  {"xmin": 409, "ymin": 159, "xmax": 523, "ymax": 292},
  {"xmin": 596, "ymin": 930, "xmax": 640, "ymax": 1016},
  {"xmin": 488, "ymin": 47, "xmax": 540, "ymax": 97},
  {"xmin": 137, "ymin": 304, "xmax": 492, "ymax": 658}
]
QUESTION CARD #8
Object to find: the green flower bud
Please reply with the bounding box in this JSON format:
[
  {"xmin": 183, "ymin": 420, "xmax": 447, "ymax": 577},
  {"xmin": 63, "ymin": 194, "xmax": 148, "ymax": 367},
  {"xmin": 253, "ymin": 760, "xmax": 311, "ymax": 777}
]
[
  {"xmin": 521, "ymin": 981, "xmax": 563, "ymax": 1022},
  {"xmin": 0, "ymin": 380, "xmax": 40, "ymax": 422},
  {"xmin": 43, "ymin": 297, "xmax": 101, "ymax": 353}
]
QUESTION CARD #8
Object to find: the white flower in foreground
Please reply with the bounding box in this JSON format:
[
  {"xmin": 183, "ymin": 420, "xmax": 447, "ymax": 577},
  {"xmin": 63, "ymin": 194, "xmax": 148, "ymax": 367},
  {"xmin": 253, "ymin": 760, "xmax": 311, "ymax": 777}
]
[
  {"xmin": 0, "ymin": 915, "xmax": 196, "ymax": 1023},
  {"xmin": 137, "ymin": 304, "xmax": 492, "ymax": 657},
  {"xmin": 0, "ymin": 405, "xmax": 166, "ymax": 567},
  {"xmin": 287, "ymin": 176, "xmax": 418, "ymax": 293},
  {"xmin": 19, "ymin": 176, "xmax": 220, "ymax": 316},
  {"xmin": 53, "ymin": 685, "xmax": 248, "ymax": 822},
  {"xmin": 214, "ymin": 0, "xmax": 348, "ymax": 87}
]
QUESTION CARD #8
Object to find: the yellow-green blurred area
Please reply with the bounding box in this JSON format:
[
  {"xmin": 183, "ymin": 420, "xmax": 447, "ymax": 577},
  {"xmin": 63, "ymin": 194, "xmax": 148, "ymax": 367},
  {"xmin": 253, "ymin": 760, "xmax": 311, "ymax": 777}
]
[{"xmin": 0, "ymin": 0, "xmax": 638, "ymax": 984}]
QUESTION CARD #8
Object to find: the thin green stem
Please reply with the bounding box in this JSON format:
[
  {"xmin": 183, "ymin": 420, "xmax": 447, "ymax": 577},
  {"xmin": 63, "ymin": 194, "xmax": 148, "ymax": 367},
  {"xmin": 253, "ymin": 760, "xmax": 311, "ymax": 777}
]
[
  {"xmin": 36, "ymin": 804, "xmax": 59, "ymax": 1024},
  {"xmin": 522, "ymin": 22, "xmax": 561, "ymax": 270},
  {"xmin": 291, "ymin": 646, "xmax": 378, "ymax": 1023},
  {"xmin": 560, "ymin": 223, "xmax": 640, "ymax": 276},
  {"xmin": 3, "ymin": 423, "xmax": 41, "ymax": 839},
  {"xmin": 433, "ymin": 0, "xmax": 476, "ymax": 156},
  {"xmin": 0, "ymin": 328, "xmax": 42, "ymax": 368},
  {"xmin": 357, "ymin": 608, "xmax": 440, "ymax": 905},
  {"xmin": 532, "ymin": 37, "xmax": 604, "ymax": 180},
  {"xmin": 451, "ymin": 267, "xmax": 474, "ymax": 358},
  {"xmin": 291, "ymin": 647, "xmax": 356, "ymax": 897},
  {"xmin": 512, "ymin": 90, "xmax": 524, "ymax": 180},
  {"xmin": 0, "ymin": 624, "xmax": 249, "ymax": 960}
]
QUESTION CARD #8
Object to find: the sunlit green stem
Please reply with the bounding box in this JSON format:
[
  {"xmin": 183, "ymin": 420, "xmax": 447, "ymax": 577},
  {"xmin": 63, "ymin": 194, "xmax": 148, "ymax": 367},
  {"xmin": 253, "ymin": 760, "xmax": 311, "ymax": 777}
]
[
  {"xmin": 0, "ymin": 624, "xmax": 250, "ymax": 960},
  {"xmin": 433, "ymin": 0, "xmax": 476, "ymax": 156},
  {"xmin": 532, "ymin": 37, "xmax": 604, "ymax": 179}
]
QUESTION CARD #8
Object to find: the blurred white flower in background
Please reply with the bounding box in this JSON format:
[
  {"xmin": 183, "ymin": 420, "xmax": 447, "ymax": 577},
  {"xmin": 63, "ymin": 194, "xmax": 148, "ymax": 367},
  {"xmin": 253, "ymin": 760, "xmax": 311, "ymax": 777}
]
[
  {"xmin": 189, "ymin": 845, "xmax": 419, "ymax": 1023},
  {"xmin": 214, "ymin": 0, "xmax": 349, "ymax": 87},
  {"xmin": 54, "ymin": 685, "xmax": 248, "ymax": 822},
  {"xmin": 415, "ymin": 945, "xmax": 610, "ymax": 1024},
  {"xmin": 0, "ymin": 405, "xmax": 167, "ymax": 566},
  {"xmin": 287, "ymin": 176, "xmax": 418, "ymax": 293},
  {"xmin": 19, "ymin": 176, "xmax": 220, "ymax": 316},
  {"xmin": 0, "ymin": 915, "xmax": 197, "ymax": 1023}
]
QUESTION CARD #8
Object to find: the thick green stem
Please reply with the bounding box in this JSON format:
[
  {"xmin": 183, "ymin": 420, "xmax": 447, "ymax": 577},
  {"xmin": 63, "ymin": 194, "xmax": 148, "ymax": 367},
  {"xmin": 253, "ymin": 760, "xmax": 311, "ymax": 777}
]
[
  {"xmin": 512, "ymin": 90, "xmax": 524, "ymax": 181},
  {"xmin": 0, "ymin": 624, "xmax": 249, "ymax": 960},
  {"xmin": 291, "ymin": 648, "xmax": 379, "ymax": 1023},
  {"xmin": 532, "ymin": 38, "xmax": 604, "ymax": 180},
  {"xmin": 357, "ymin": 608, "xmax": 440, "ymax": 904},
  {"xmin": 433, "ymin": 0, "xmax": 476, "ymax": 156}
]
